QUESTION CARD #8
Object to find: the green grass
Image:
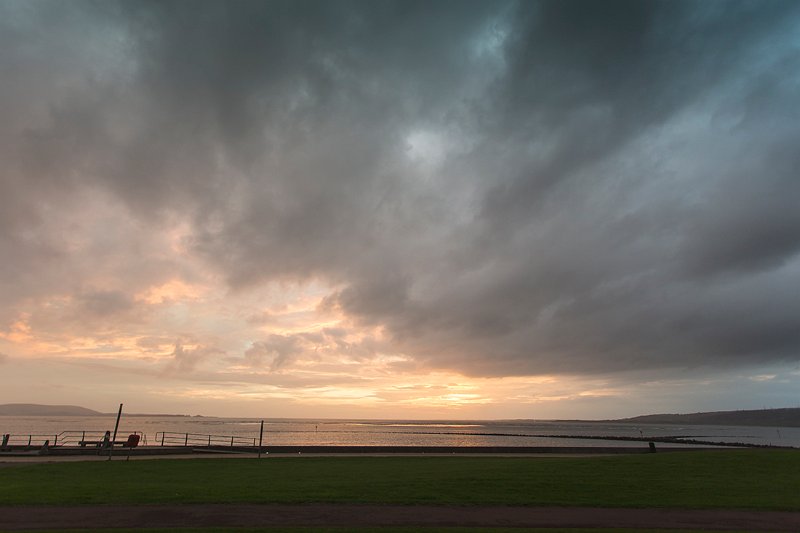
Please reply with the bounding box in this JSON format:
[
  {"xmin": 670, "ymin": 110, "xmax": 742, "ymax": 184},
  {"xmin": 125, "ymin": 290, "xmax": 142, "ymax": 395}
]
[{"xmin": 1, "ymin": 450, "xmax": 798, "ymax": 509}]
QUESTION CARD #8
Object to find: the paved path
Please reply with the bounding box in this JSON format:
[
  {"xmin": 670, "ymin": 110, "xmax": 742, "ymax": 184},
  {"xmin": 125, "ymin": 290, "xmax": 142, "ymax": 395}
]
[
  {"xmin": 0, "ymin": 452, "xmax": 616, "ymax": 466},
  {"xmin": 1, "ymin": 504, "xmax": 799, "ymax": 531}
]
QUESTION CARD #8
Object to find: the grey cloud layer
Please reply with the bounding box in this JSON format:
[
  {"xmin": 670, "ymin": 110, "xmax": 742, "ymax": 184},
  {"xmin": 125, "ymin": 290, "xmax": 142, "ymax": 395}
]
[{"xmin": 3, "ymin": 0, "xmax": 800, "ymax": 376}]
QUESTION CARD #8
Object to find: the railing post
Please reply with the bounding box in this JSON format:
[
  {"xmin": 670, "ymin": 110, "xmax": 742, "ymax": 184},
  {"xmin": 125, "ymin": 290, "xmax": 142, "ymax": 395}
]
[
  {"xmin": 184, "ymin": 433, "xmax": 189, "ymax": 446},
  {"xmin": 208, "ymin": 435, "xmax": 211, "ymax": 446},
  {"xmin": 107, "ymin": 403, "xmax": 123, "ymax": 461},
  {"xmin": 54, "ymin": 434, "xmax": 58, "ymax": 447},
  {"xmin": 28, "ymin": 435, "xmax": 31, "ymax": 447},
  {"xmin": 260, "ymin": 420, "xmax": 264, "ymax": 459},
  {"xmin": 230, "ymin": 435, "xmax": 234, "ymax": 447},
  {"xmin": 161, "ymin": 433, "xmax": 165, "ymax": 446}
]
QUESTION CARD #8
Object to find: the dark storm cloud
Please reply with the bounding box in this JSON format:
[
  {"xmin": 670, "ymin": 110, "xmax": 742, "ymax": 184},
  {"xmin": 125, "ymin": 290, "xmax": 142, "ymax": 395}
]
[{"xmin": 3, "ymin": 0, "xmax": 800, "ymax": 376}]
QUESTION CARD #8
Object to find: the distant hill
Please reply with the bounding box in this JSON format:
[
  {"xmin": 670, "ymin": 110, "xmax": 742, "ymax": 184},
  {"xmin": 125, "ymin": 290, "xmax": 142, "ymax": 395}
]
[
  {"xmin": 0, "ymin": 403, "xmax": 103, "ymax": 416},
  {"xmin": 614, "ymin": 408, "xmax": 800, "ymax": 428}
]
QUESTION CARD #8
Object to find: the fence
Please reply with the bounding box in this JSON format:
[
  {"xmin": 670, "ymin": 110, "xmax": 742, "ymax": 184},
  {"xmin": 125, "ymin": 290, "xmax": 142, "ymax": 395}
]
[
  {"xmin": 0, "ymin": 430, "xmax": 147, "ymax": 448},
  {"xmin": 1, "ymin": 429, "xmax": 259, "ymax": 449},
  {"xmin": 154, "ymin": 431, "xmax": 258, "ymax": 447}
]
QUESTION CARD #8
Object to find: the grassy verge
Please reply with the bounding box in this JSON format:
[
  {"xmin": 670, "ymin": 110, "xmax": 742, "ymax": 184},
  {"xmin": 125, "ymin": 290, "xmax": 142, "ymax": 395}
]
[{"xmin": 0, "ymin": 450, "xmax": 798, "ymax": 509}]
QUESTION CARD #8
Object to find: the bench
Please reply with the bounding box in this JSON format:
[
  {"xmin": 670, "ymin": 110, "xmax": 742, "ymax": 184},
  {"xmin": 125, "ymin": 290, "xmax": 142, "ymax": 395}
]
[
  {"xmin": 79, "ymin": 434, "xmax": 140, "ymax": 448},
  {"xmin": 78, "ymin": 440, "xmax": 101, "ymax": 447}
]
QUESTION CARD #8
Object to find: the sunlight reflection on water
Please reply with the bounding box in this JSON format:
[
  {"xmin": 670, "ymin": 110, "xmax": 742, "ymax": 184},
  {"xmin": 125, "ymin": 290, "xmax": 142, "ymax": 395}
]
[{"xmin": 1, "ymin": 416, "xmax": 797, "ymax": 448}]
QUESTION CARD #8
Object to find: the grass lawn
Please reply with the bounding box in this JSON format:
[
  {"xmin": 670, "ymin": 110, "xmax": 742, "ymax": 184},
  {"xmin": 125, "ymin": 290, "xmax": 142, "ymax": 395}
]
[{"xmin": 0, "ymin": 450, "xmax": 798, "ymax": 509}]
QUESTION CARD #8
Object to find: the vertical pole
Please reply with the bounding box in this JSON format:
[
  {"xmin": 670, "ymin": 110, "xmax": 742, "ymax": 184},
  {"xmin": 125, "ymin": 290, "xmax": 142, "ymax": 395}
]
[
  {"xmin": 258, "ymin": 420, "xmax": 264, "ymax": 458},
  {"xmin": 161, "ymin": 433, "xmax": 165, "ymax": 446},
  {"xmin": 184, "ymin": 433, "xmax": 189, "ymax": 446},
  {"xmin": 109, "ymin": 403, "xmax": 123, "ymax": 461}
]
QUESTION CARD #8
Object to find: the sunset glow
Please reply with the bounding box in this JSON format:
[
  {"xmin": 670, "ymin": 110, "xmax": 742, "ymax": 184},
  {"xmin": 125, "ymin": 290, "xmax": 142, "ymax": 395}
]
[{"xmin": 2, "ymin": 0, "xmax": 799, "ymax": 419}]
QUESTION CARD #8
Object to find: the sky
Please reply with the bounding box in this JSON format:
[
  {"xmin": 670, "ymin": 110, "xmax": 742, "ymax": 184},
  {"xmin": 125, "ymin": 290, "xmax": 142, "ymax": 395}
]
[{"xmin": 1, "ymin": 0, "xmax": 799, "ymax": 419}]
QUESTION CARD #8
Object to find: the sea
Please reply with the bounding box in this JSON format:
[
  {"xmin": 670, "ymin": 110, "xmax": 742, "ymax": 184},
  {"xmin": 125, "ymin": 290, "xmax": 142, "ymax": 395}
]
[{"xmin": 2, "ymin": 416, "xmax": 798, "ymax": 449}]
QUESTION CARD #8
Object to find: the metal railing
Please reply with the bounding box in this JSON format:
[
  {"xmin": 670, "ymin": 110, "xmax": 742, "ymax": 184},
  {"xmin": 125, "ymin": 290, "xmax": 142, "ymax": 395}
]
[
  {"xmin": 155, "ymin": 431, "xmax": 257, "ymax": 447},
  {"xmin": 0, "ymin": 430, "xmax": 146, "ymax": 449},
  {"xmin": 1, "ymin": 429, "xmax": 258, "ymax": 449},
  {"xmin": 2, "ymin": 433, "xmax": 59, "ymax": 448}
]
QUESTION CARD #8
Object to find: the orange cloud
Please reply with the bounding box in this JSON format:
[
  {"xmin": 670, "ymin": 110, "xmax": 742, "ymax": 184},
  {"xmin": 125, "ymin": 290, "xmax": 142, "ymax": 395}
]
[
  {"xmin": 0, "ymin": 316, "xmax": 33, "ymax": 343},
  {"xmin": 137, "ymin": 279, "xmax": 209, "ymax": 305}
]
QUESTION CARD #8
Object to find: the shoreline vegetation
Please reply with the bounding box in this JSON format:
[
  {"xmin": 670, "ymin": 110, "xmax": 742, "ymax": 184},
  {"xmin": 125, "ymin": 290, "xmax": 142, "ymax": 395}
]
[{"xmin": 2, "ymin": 404, "xmax": 800, "ymax": 427}]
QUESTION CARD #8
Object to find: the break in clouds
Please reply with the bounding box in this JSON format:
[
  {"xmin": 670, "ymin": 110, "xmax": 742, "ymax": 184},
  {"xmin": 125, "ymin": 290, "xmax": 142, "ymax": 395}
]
[{"xmin": 2, "ymin": 0, "xmax": 800, "ymax": 381}]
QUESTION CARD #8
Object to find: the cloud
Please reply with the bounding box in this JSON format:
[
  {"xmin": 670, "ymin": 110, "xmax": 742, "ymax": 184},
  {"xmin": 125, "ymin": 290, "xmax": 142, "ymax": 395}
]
[
  {"xmin": 245, "ymin": 335, "xmax": 304, "ymax": 371},
  {"xmin": 1, "ymin": 0, "xmax": 799, "ymax": 385},
  {"xmin": 243, "ymin": 329, "xmax": 386, "ymax": 372},
  {"xmin": 0, "ymin": 352, "xmax": 8, "ymax": 364},
  {"xmin": 76, "ymin": 290, "xmax": 136, "ymax": 317},
  {"xmin": 162, "ymin": 342, "xmax": 222, "ymax": 376}
]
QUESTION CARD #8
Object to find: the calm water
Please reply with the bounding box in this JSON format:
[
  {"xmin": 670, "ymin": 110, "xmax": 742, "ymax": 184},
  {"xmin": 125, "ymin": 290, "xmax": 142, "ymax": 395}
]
[{"xmin": 1, "ymin": 416, "xmax": 798, "ymax": 448}]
